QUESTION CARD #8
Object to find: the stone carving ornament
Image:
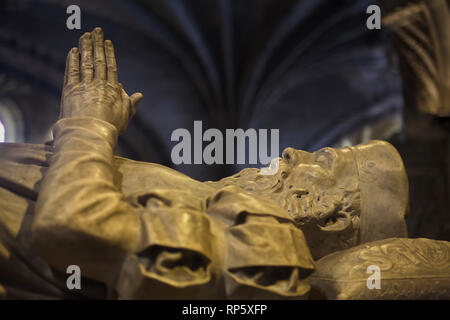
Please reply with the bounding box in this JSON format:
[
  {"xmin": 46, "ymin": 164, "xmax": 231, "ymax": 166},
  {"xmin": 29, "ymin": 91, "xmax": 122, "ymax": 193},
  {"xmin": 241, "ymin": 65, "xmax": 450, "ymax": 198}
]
[
  {"xmin": 382, "ymin": 0, "xmax": 450, "ymax": 116},
  {"xmin": 310, "ymin": 238, "xmax": 450, "ymax": 299}
]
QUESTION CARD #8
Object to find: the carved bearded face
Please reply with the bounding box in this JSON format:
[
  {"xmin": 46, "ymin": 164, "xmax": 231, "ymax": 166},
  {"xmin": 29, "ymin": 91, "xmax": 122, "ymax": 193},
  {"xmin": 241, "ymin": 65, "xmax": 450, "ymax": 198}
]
[
  {"xmin": 277, "ymin": 147, "xmax": 361, "ymax": 259},
  {"xmin": 237, "ymin": 146, "xmax": 362, "ymax": 259}
]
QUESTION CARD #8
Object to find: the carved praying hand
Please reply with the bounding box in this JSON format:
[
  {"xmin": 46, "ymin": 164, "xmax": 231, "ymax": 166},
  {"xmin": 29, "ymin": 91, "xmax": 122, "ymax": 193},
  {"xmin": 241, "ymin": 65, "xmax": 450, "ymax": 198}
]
[{"xmin": 60, "ymin": 27, "xmax": 143, "ymax": 134}]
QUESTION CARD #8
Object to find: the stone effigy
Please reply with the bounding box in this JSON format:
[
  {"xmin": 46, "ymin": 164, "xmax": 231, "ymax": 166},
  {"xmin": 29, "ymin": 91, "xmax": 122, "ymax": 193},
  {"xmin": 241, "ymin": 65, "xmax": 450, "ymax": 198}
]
[{"xmin": 0, "ymin": 28, "xmax": 448, "ymax": 299}]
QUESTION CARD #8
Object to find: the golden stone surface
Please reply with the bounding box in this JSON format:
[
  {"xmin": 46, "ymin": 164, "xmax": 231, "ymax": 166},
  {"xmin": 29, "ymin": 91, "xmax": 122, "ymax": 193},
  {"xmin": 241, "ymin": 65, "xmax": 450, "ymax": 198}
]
[{"xmin": 0, "ymin": 28, "xmax": 448, "ymax": 299}]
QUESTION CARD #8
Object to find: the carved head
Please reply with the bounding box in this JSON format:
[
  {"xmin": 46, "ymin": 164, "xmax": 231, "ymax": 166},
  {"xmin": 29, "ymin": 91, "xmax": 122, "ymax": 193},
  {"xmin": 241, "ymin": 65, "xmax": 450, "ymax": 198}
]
[
  {"xmin": 276, "ymin": 144, "xmax": 361, "ymax": 259},
  {"xmin": 231, "ymin": 140, "xmax": 409, "ymax": 259}
]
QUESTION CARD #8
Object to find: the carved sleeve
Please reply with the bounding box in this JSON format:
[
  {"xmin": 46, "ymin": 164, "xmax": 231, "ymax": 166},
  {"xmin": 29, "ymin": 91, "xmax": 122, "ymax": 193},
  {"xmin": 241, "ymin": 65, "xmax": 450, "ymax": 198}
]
[
  {"xmin": 32, "ymin": 117, "xmax": 214, "ymax": 297},
  {"xmin": 32, "ymin": 117, "xmax": 142, "ymax": 289},
  {"xmin": 206, "ymin": 186, "xmax": 316, "ymax": 299}
]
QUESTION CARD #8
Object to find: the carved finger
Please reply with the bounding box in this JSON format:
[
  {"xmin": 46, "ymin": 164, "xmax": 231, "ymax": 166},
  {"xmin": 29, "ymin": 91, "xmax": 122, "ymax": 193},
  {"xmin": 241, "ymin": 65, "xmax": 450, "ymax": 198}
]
[
  {"xmin": 129, "ymin": 92, "xmax": 143, "ymax": 121},
  {"xmin": 105, "ymin": 40, "xmax": 118, "ymax": 84},
  {"xmin": 130, "ymin": 92, "xmax": 144, "ymax": 109},
  {"xmin": 93, "ymin": 27, "xmax": 106, "ymax": 80},
  {"xmin": 65, "ymin": 47, "xmax": 80, "ymax": 86},
  {"xmin": 79, "ymin": 32, "xmax": 94, "ymax": 82}
]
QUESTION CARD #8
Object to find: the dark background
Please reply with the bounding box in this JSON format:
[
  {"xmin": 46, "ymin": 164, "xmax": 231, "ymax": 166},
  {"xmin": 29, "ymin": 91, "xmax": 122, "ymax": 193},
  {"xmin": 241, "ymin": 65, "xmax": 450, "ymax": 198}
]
[{"xmin": 0, "ymin": 0, "xmax": 448, "ymax": 240}]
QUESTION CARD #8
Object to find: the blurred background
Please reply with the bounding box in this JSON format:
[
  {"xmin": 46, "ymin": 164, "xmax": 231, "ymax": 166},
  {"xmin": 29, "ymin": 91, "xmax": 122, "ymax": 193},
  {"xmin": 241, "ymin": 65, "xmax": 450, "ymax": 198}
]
[{"xmin": 0, "ymin": 0, "xmax": 448, "ymax": 240}]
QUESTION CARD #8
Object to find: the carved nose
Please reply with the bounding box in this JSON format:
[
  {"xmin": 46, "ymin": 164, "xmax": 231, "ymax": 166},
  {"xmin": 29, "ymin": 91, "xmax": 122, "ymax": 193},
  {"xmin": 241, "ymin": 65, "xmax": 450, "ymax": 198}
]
[{"xmin": 282, "ymin": 148, "xmax": 296, "ymax": 164}]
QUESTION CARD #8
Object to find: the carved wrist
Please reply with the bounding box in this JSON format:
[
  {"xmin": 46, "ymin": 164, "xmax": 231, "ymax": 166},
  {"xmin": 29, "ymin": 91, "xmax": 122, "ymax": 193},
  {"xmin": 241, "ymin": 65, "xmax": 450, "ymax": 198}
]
[{"xmin": 52, "ymin": 117, "xmax": 119, "ymax": 151}]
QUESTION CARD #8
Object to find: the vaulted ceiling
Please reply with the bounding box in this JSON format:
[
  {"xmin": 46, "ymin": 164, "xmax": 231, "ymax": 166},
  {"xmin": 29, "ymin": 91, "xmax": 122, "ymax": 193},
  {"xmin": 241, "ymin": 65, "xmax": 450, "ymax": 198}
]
[{"xmin": 0, "ymin": 0, "xmax": 403, "ymax": 180}]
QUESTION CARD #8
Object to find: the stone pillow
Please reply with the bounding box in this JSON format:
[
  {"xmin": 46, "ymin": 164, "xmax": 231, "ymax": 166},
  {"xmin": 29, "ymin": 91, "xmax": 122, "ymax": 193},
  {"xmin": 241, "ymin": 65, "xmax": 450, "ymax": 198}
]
[{"xmin": 309, "ymin": 238, "xmax": 450, "ymax": 299}]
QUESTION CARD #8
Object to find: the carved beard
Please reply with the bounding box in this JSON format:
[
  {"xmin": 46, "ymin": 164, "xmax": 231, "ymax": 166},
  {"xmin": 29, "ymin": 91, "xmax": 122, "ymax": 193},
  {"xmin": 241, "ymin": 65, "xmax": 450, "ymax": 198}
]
[
  {"xmin": 285, "ymin": 186, "xmax": 360, "ymax": 231},
  {"xmin": 222, "ymin": 165, "xmax": 361, "ymax": 235},
  {"xmin": 219, "ymin": 166, "xmax": 362, "ymax": 259},
  {"xmin": 282, "ymin": 181, "xmax": 362, "ymax": 259}
]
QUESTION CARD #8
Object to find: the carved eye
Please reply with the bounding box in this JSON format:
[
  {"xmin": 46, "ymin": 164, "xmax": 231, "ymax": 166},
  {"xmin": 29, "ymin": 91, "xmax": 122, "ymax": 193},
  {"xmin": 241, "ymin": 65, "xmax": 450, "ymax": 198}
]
[
  {"xmin": 293, "ymin": 190, "xmax": 309, "ymax": 198},
  {"xmin": 315, "ymin": 148, "xmax": 336, "ymax": 169}
]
